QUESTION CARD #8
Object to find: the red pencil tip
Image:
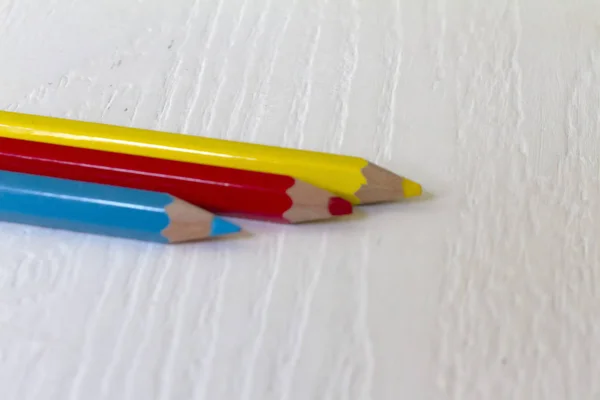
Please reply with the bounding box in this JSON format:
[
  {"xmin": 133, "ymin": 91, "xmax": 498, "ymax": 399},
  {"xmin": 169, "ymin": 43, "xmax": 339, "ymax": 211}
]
[{"xmin": 328, "ymin": 197, "xmax": 353, "ymax": 216}]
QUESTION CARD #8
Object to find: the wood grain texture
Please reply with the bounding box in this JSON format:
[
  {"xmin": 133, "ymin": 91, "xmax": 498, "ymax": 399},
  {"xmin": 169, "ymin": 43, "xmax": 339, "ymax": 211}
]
[{"xmin": 0, "ymin": 0, "xmax": 597, "ymax": 399}]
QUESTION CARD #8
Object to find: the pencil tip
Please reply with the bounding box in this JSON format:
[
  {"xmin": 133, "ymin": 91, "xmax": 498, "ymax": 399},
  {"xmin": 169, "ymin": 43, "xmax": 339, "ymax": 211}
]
[
  {"xmin": 401, "ymin": 178, "xmax": 423, "ymax": 198},
  {"xmin": 328, "ymin": 197, "xmax": 353, "ymax": 216},
  {"xmin": 210, "ymin": 217, "xmax": 242, "ymax": 236},
  {"xmin": 163, "ymin": 198, "xmax": 241, "ymax": 242},
  {"xmin": 356, "ymin": 163, "xmax": 423, "ymax": 204}
]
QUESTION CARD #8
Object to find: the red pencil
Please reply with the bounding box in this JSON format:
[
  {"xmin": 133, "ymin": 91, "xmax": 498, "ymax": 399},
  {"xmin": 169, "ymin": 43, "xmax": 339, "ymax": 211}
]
[{"xmin": 0, "ymin": 137, "xmax": 352, "ymax": 223}]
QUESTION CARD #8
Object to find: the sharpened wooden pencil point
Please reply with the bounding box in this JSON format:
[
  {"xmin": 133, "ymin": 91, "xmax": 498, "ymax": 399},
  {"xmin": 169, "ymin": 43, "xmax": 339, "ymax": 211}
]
[
  {"xmin": 162, "ymin": 198, "xmax": 240, "ymax": 243},
  {"xmin": 283, "ymin": 180, "xmax": 353, "ymax": 223},
  {"xmin": 355, "ymin": 163, "xmax": 423, "ymax": 204}
]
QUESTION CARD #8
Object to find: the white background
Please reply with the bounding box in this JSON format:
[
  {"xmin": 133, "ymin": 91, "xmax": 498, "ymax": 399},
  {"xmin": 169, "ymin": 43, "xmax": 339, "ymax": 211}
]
[{"xmin": 0, "ymin": 0, "xmax": 598, "ymax": 399}]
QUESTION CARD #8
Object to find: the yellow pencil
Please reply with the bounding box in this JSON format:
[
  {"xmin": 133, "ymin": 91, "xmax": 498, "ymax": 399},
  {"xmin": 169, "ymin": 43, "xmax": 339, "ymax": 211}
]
[{"xmin": 0, "ymin": 111, "xmax": 422, "ymax": 204}]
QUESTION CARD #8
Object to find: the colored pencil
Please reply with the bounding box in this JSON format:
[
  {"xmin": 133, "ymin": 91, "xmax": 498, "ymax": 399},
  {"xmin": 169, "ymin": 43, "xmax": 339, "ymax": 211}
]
[
  {"xmin": 0, "ymin": 111, "xmax": 423, "ymax": 204},
  {"xmin": 0, "ymin": 137, "xmax": 352, "ymax": 223},
  {"xmin": 0, "ymin": 171, "xmax": 241, "ymax": 243}
]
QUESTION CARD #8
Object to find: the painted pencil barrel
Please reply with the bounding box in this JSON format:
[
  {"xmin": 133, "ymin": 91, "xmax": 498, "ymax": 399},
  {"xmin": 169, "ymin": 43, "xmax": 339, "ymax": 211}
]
[
  {"xmin": 0, "ymin": 171, "xmax": 241, "ymax": 243},
  {"xmin": 0, "ymin": 137, "xmax": 353, "ymax": 223},
  {"xmin": 0, "ymin": 111, "xmax": 422, "ymax": 204}
]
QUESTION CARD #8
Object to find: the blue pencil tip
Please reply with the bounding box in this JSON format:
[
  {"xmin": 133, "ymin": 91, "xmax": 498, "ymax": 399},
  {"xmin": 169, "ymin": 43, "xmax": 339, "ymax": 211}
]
[{"xmin": 211, "ymin": 217, "xmax": 242, "ymax": 236}]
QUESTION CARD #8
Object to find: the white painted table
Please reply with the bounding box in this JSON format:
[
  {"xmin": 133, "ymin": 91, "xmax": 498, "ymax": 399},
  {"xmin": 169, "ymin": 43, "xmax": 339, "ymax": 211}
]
[{"xmin": 0, "ymin": 1, "xmax": 597, "ymax": 399}]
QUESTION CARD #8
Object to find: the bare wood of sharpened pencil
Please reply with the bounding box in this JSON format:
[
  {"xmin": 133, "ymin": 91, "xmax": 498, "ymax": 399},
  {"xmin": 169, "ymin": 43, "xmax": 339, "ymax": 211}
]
[
  {"xmin": 283, "ymin": 180, "xmax": 352, "ymax": 223},
  {"xmin": 355, "ymin": 163, "xmax": 422, "ymax": 204},
  {"xmin": 162, "ymin": 198, "xmax": 217, "ymax": 243}
]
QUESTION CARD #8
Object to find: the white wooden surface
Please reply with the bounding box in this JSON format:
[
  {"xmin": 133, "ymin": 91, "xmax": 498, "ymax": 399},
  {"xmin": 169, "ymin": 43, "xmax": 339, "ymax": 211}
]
[{"xmin": 0, "ymin": 0, "xmax": 598, "ymax": 399}]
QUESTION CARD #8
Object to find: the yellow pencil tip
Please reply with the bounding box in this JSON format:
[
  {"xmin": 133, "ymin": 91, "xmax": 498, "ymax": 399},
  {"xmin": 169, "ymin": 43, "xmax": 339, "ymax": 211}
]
[{"xmin": 402, "ymin": 178, "xmax": 423, "ymax": 198}]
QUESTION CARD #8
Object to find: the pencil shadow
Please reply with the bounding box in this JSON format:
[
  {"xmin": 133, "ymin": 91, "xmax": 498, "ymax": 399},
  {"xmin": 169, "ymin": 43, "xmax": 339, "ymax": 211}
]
[
  {"xmin": 209, "ymin": 229, "xmax": 254, "ymax": 243},
  {"xmin": 170, "ymin": 229, "xmax": 254, "ymax": 245},
  {"xmin": 291, "ymin": 208, "xmax": 369, "ymax": 226},
  {"xmin": 408, "ymin": 190, "xmax": 435, "ymax": 203},
  {"xmin": 358, "ymin": 190, "xmax": 436, "ymax": 207}
]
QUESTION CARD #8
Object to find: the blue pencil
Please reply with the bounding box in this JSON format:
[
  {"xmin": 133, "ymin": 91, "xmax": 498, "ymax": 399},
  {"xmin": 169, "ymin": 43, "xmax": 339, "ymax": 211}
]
[{"xmin": 0, "ymin": 170, "xmax": 241, "ymax": 243}]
